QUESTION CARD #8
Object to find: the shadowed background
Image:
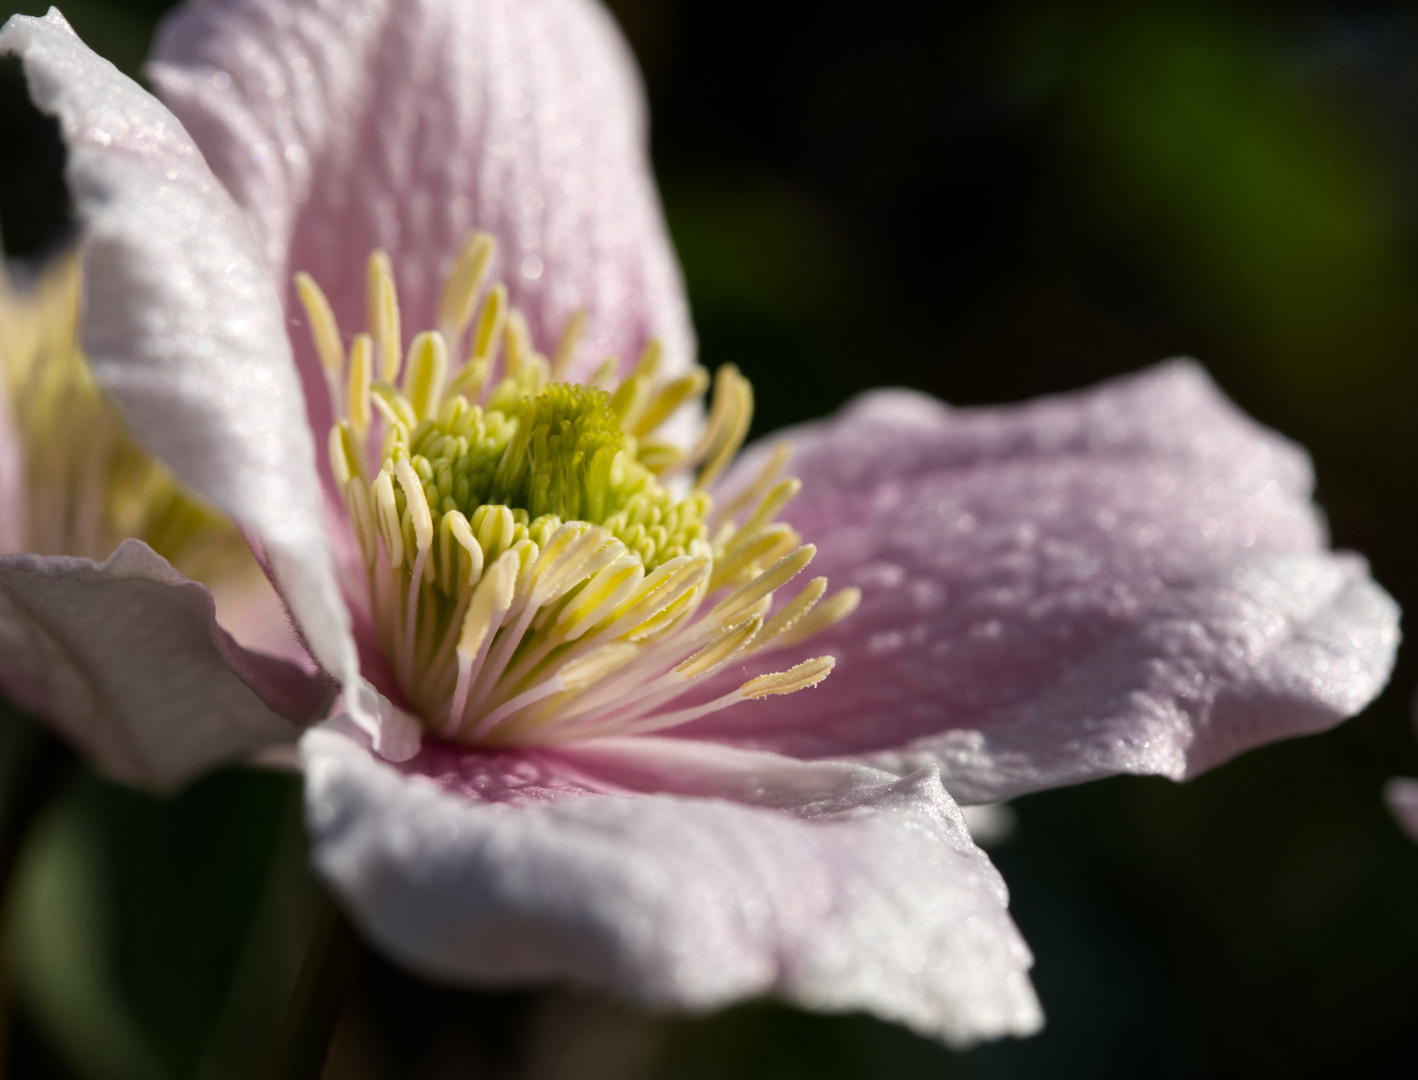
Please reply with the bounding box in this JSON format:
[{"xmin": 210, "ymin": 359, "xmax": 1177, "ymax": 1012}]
[{"xmin": 3, "ymin": 1, "xmax": 1418, "ymax": 1076}]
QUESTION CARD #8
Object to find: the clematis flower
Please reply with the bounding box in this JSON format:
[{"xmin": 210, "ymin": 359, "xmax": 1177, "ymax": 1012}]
[{"xmin": 0, "ymin": 0, "xmax": 1400, "ymax": 1049}]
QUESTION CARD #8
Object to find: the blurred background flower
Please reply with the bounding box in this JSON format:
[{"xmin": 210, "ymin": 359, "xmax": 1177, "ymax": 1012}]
[{"xmin": 3, "ymin": 0, "xmax": 1418, "ymax": 1077}]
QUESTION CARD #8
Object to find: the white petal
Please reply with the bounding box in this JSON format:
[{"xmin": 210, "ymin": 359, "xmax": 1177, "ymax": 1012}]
[
  {"xmin": 0, "ymin": 9, "xmax": 357, "ymax": 692},
  {"xmin": 302, "ymin": 728, "xmax": 1042, "ymax": 1047},
  {"xmin": 0, "ymin": 539, "xmax": 324, "ymax": 791}
]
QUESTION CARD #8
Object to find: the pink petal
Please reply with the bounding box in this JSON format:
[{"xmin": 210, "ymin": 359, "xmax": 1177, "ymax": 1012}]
[
  {"xmin": 691, "ymin": 362, "xmax": 1399, "ymax": 802},
  {"xmin": 149, "ymin": 0, "xmax": 694, "ymax": 440},
  {"xmin": 1384, "ymin": 778, "xmax": 1418, "ymax": 844},
  {"xmin": 0, "ymin": 540, "xmax": 326, "ymax": 791},
  {"xmin": 302, "ymin": 728, "xmax": 1042, "ymax": 1047},
  {"xmin": 0, "ymin": 10, "xmax": 357, "ymax": 688}
]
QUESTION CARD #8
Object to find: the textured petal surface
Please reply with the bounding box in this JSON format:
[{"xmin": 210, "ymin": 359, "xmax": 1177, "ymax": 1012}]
[
  {"xmin": 0, "ymin": 540, "xmax": 325, "ymax": 791},
  {"xmin": 302, "ymin": 728, "xmax": 1042, "ymax": 1047},
  {"xmin": 0, "ymin": 10, "xmax": 356, "ymax": 689},
  {"xmin": 1384, "ymin": 778, "xmax": 1418, "ymax": 843},
  {"xmin": 690, "ymin": 362, "xmax": 1399, "ymax": 803},
  {"xmin": 150, "ymin": 0, "xmax": 693, "ymax": 437}
]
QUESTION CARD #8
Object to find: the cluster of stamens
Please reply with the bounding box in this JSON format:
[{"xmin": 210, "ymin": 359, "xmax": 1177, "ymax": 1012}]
[
  {"xmin": 299, "ymin": 233, "xmax": 859, "ymax": 747},
  {"xmin": 0, "ymin": 254, "xmax": 258, "ymax": 586}
]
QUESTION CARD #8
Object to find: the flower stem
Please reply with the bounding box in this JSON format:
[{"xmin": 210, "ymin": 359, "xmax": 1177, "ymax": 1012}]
[{"xmin": 265, "ymin": 901, "xmax": 365, "ymax": 1080}]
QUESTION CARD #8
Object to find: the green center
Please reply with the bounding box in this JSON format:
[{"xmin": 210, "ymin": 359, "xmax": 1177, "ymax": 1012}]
[{"xmin": 394, "ymin": 383, "xmax": 708, "ymax": 579}]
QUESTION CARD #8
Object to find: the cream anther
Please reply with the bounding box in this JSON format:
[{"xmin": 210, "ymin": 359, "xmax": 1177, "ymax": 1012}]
[
  {"xmin": 367, "ymin": 250, "xmax": 402, "ymax": 381},
  {"xmin": 294, "ymin": 272, "xmax": 344, "ymax": 378},
  {"xmin": 438, "ymin": 231, "xmax": 495, "ymax": 343}
]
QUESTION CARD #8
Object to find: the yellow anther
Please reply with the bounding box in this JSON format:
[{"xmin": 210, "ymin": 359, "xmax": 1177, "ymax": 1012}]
[
  {"xmin": 294, "ymin": 272, "xmax": 345, "ymax": 377},
  {"xmin": 367, "ymin": 250, "xmax": 402, "ymax": 381},
  {"xmin": 446, "ymin": 355, "xmax": 490, "ymax": 401},
  {"xmin": 710, "ymin": 544, "xmax": 815, "ymax": 624},
  {"xmin": 712, "ymin": 522, "xmax": 800, "ymax": 590},
  {"xmin": 740, "ymin": 476, "xmax": 801, "ymax": 537},
  {"xmin": 632, "ymin": 338, "xmax": 663, "ymax": 381},
  {"xmin": 505, "ymin": 309, "xmax": 534, "ymax": 376},
  {"xmin": 632, "ymin": 367, "xmax": 710, "ymax": 439},
  {"xmin": 740, "ymin": 656, "xmax": 835, "ymax": 699},
  {"xmin": 713, "ymin": 441, "xmax": 792, "ymax": 527},
  {"xmin": 456, "ymin": 550, "xmax": 518, "ymax": 657},
  {"xmin": 555, "ymin": 554, "xmax": 645, "ymax": 640},
  {"xmin": 758, "ymin": 575, "xmax": 828, "ymax": 643},
  {"xmin": 328, "ymin": 421, "xmax": 362, "ymax": 487},
  {"xmin": 471, "ymin": 283, "xmax": 507, "ymax": 364},
  {"xmin": 347, "ymin": 333, "xmax": 374, "ymax": 436},
  {"xmin": 557, "ymin": 641, "xmax": 639, "ymax": 691},
  {"xmin": 775, "ymin": 585, "xmax": 862, "ymax": 648},
  {"xmin": 370, "ymin": 381, "xmax": 416, "ymax": 429},
  {"xmin": 636, "ymin": 441, "xmax": 687, "ymax": 474},
  {"xmin": 443, "ymin": 509, "xmax": 484, "ymax": 587},
  {"xmin": 695, "ymin": 364, "xmax": 755, "ymax": 489},
  {"xmin": 438, "ymin": 231, "xmax": 496, "ymax": 343},
  {"xmin": 551, "ymin": 309, "xmax": 586, "ymax": 380},
  {"xmin": 589, "ymin": 356, "xmax": 619, "ymax": 390},
  {"xmin": 474, "ymin": 504, "xmax": 518, "ymax": 560},
  {"xmin": 675, "ymin": 616, "xmax": 762, "ymax": 678},
  {"xmin": 403, "ymin": 331, "xmax": 449, "ymax": 421},
  {"xmin": 609, "ymin": 374, "xmax": 651, "ymax": 431},
  {"xmin": 597, "ymin": 554, "xmax": 707, "ymax": 636}
]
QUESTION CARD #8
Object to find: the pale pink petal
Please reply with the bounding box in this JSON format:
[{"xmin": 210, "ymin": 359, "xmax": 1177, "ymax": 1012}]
[
  {"xmin": 302, "ymin": 728, "xmax": 1042, "ymax": 1047},
  {"xmin": 1385, "ymin": 778, "xmax": 1418, "ymax": 843},
  {"xmin": 0, "ymin": 539, "xmax": 326, "ymax": 791},
  {"xmin": 0, "ymin": 10, "xmax": 357, "ymax": 690},
  {"xmin": 149, "ymin": 0, "xmax": 694, "ymax": 440},
  {"xmin": 691, "ymin": 362, "xmax": 1399, "ymax": 802}
]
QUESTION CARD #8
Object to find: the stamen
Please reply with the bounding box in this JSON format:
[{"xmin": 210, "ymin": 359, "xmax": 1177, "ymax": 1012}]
[
  {"xmin": 438, "ymin": 231, "xmax": 495, "ymax": 344},
  {"xmin": 294, "ymin": 273, "xmax": 345, "ymax": 378},
  {"xmin": 773, "ymin": 586, "xmax": 862, "ymax": 649},
  {"xmin": 551, "ymin": 309, "xmax": 586, "ymax": 380},
  {"xmin": 348, "ymin": 334, "xmax": 374, "ymax": 437},
  {"xmin": 368, "ymin": 250, "xmax": 402, "ymax": 381},
  {"xmin": 403, "ymin": 331, "xmax": 449, "ymax": 421},
  {"xmin": 470, "ymin": 284, "xmax": 507, "ymax": 364},
  {"xmin": 610, "ymin": 656, "xmax": 836, "ymax": 738},
  {"xmin": 304, "ymin": 234, "xmax": 857, "ymax": 750}
]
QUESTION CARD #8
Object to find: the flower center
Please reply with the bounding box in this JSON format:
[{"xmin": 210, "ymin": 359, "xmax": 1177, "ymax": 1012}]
[
  {"xmin": 0, "ymin": 253, "xmax": 261, "ymax": 587},
  {"xmin": 302, "ymin": 233, "xmax": 858, "ymax": 747}
]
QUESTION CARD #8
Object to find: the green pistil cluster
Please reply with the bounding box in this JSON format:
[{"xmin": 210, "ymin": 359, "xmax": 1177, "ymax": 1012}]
[{"xmin": 388, "ymin": 382, "xmax": 708, "ymax": 582}]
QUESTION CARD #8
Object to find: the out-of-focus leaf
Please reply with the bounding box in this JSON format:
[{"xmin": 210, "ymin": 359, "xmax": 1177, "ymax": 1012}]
[
  {"xmin": 1040, "ymin": 5, "xmax": 1418, "ymax": 444},
  {"xmin": 9, "ymin": 767, "xmax": 304, "ymax": 1080}
]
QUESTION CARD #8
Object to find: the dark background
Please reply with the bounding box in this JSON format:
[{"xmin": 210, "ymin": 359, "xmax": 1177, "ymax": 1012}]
[{"xmin": 3, "ymin": 1, "xmax": 1418, "ymax": 1076}]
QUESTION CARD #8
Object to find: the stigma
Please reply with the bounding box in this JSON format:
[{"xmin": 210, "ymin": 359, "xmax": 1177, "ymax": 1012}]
[{"xmin": 300, "ymin": 234, "xmax": 859, "ymax": 747}]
